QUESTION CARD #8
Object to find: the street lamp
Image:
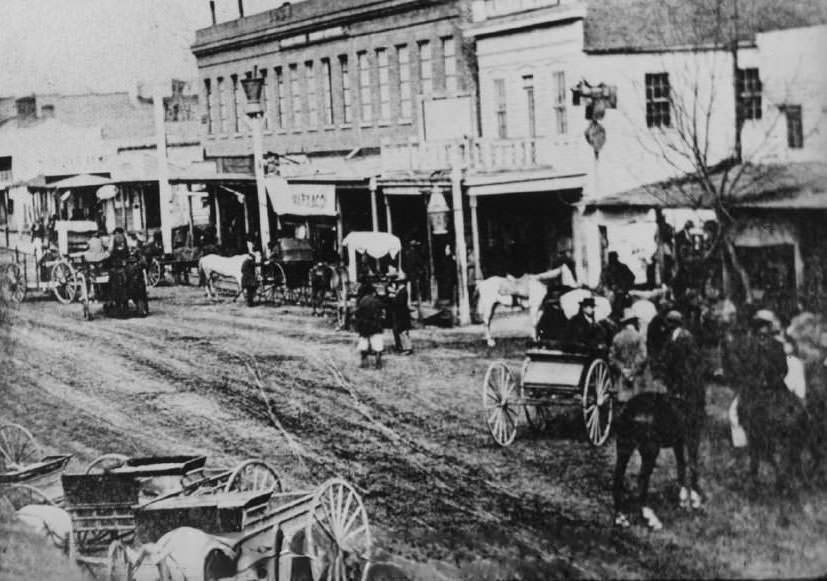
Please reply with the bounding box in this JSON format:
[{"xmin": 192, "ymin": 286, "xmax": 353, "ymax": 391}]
[
  {"xmin": 242, "ymin": 73, "xmax": 271, "ymax": 257},
  {"xmin": 426, "ymin": 183, "xmax": 450, "ymax": 235}
]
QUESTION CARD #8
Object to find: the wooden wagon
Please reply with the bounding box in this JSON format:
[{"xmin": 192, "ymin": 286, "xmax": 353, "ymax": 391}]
[
  {"xmin": 482, "ymin": 290, "xmax": 617, "ymax": 447},
  {"xmin": 62, "ymin": 455, "xmax": 372, "ymax": 580}
]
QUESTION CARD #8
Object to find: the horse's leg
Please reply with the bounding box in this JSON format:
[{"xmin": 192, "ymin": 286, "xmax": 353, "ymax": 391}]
[
  {"xmin": 687, "ymin": 427, "xmax": 703, "ymax": 508},
  {"xmin": 638, "ymin": 443, "xmax": 663, "ymax": 529},
  {"xmin": 613, "ymin": 438, "xmax": 635, "ymax": 523},
  {"xmin": 674, "ymin": 440, "xmax": 689, "ymax": 509}
]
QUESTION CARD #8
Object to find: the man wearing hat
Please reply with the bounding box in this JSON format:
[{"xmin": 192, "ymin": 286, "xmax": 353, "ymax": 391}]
[
  {"xmin": 567, "ymin": 296, "xmax": 607, "ymax": 349},
  {"xmin": 661, "ymin": 310, "xmax": 704, "ymax": 403},
  {"xmin": 389, "ymin": 272, "xmax": 413, "ymax": 355},
  {"xmin": 610, "ymin": 308, "xmax": 648, "ymax": 402},
  {"xmin": 354, "ymin": 283, "xmax": 386, "ymax": 369}
]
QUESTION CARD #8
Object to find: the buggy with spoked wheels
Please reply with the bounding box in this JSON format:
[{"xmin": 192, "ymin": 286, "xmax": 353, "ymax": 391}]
[
  {"xmin": 76, "ymin": 247, "xmax": 149, "ymax": 321},
  {"xmin": 482, "ymin": 289, "xmax": 618, "ymax": 447},
  {"xmin": 59, "ymin": 454, "xmax": 372, "ymax": 581},
  {"xmin": 256, "ymin": 238, "xmax": 316, "ymax": 306}
]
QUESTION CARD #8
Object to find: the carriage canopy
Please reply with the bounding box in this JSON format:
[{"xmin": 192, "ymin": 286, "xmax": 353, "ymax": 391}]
[{"xmin": 342, "ymin": 231, "xmax": 402, "ymax": 282}]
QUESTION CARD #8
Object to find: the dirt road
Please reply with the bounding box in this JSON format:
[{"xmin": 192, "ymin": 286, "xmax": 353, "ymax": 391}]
[{"xmin": 2, "ymin": 287, "xmax": 826, "ymax": 579}]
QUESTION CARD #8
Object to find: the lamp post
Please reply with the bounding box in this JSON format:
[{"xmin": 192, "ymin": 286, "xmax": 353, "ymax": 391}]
[{"xmin": 241, "ymin": 74, "xmax": 270, "ymax": 257}]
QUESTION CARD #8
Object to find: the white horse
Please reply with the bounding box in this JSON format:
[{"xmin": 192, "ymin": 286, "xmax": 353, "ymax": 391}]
[
  {"xmin": 475, "ymin": 275, "xmax": 549, "ymax": 347},
  {"xmin": 197, "ymin": 254, "xmax": 257, "ymax": 305}
]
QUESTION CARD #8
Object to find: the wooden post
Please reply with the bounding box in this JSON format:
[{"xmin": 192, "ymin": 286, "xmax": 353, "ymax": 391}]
[
  {"xmin": 384, "ymin": 195, "xmax": 393, "ymax": 234},
  {"xmin": 469, "ymin": 194, "xmax": 481, "ymax": 282},
  {"xmin": 369, "ymin": 176, "xmax": 378, "ymax": 232},
  {"xmin": 187, "ymin": 190, "xmax": 195, "ymax": 244},
  {"xmin": 214, "ymin": 191, "xmax": 223, "ymax": 245},
  {"xmin": 153, "ymin": 85, "xmax": 174, "ymax": 254},
  {"xmin": 424, "ymin": 197, "xmax": 436, "ymax": 303},
  {"xmin": 451, "ymin": 146, "xmax": 470, "ymax": 325},
  {"xmin": 335, "ymin": 194, "xmax": 344, "ymax": 259}
]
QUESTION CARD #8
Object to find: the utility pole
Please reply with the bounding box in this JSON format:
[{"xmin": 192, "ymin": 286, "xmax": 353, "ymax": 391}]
[
  {"xmin": 153, "ymin": 84, "xmax": 173, "ymax": 254},
  {"xmin": 731, "ymin": 0, "xmax": 743, "ymax": 162}
]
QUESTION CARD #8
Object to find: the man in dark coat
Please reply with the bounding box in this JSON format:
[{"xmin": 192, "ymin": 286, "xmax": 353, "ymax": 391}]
[
  {"xmin": 602, "ymin": 251, "xmax": 636, "ymax": 318},
  {"xmin": 647, "ymin": 296, "xmax": 675, "ymax": 382},
  {"xmin": 389, "ymin": 274, "xmax": 413, "ymax": 354},
  {"xmin": 661, "ymin": 310, "xmax": 705, "ymax": 404},
  {"xmin": 566, "ymin": 297, "xmax": 607, "ymax": 350},
  {"xmin": 355, "ymin": 283, "xmax": 385, "ymax": 369}
]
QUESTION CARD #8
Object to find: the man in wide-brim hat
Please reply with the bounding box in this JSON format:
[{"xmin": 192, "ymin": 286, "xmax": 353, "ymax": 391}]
[
  {"xmin": 566, "ymin": 295, "xmax": 607, "ymax": 349},
  {"xmin": 610, "ymin": 307, "xmax": 647, "ymax": 401}
]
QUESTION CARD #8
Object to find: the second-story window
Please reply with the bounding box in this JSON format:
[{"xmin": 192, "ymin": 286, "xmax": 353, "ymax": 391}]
[
  {"xmin": 305, "ymin": 61, "xmax": 317, "ymax": 128},
  {"xmin": 397, "ymin": 45, "xmax": 412, "ymax": 119},
  {"xmin": 553, "ymin": 70, "xmax": 567, "ymax": 134},
  {"xmin": 217, "ymin": 77, "xmax": 226, "ymax": 133},
  {"xmin": 260, "ymin": 69, "xmax": 270, "ymax": 130},
  {"xmin": 339, "ymin": 55, "xmax": 352, "ymax": 123},
  {"xmin": 522, "ymin": 74, "xmax": 536, "ymax": 138},
  {"xmin": 231, "ymin": 74, "xmax": 241, "ymax": 133},
  {"xmin": 289, "ymin": 64, "xmax": 302, "ymax": 129},
  {"xmin": 274, "ymin": 66, "xmax": 285, "ymax": 130},
  {"xmin": 204, "ymin": 78, "xmax": 213, "ymax": 134},
  {"xmin": 494, "ymin": 78, "xmax": 507, "ymax": 138},
  {"xmin": 322, "ymin": 58, "xmax": 334, "ymax": 125},
  {"xmin": 358, "ymin": 51, "xmax": 372, "ymax": 122},
  {"xmin": 783, "ymin": 105, "xmax": 804, "ymax": 148},
  {"xmin": 442, "ymin": 36, "xmax": 457, "ymax": 93},
  {"xmin": 645, "ymin": 72, "xmax": 671, "ymax": 128},
  {"xmin": 418, "ymin": 40, "xmax": 433, "ymax": 95},
  {"xmin": 376, "ymin": 48, "xmax": 390, "ymax": 121},
  {"xmin": 736, "ymin": 67, "xmax": 762, "ymax": 122}
]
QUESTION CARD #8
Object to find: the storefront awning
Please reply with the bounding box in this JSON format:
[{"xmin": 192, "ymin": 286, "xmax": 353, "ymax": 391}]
[{"xmin": 264, "ymin": 177, "xmax": 337, "ymax": 216}]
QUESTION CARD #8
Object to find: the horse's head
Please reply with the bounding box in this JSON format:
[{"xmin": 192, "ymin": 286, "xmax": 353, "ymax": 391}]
[{"xmin": 788, "ymin": 312, "xmax": 825, "ymax": 351}]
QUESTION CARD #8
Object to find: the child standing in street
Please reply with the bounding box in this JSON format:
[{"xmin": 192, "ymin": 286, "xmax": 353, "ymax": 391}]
[
  {"xmin": 355, "ymin": 283, "xmax": 385, "ymax": 369},
  {"xmin": 390, "ymin": 273, "xmax": 413, "ymax": 355}
]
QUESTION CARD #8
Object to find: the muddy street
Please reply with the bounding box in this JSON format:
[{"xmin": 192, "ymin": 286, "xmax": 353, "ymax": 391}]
[{"xmin": 3, "ymin": 288, "xmax": 827, "ymax": 579}]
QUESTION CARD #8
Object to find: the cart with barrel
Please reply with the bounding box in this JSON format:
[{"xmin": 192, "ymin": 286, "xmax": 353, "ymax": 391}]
[
  {"xmin": 61, "ymin": 454, "xmax": 372, "ymax": 580},
  {"xmin": 482, "ymin": 289, "xmax": 617, "ymax": 447}
]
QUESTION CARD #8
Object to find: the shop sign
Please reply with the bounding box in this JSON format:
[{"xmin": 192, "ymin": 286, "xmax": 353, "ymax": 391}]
[{"xmin": 265, "ymin": 177, "xmax": 336, "ymax": 216}]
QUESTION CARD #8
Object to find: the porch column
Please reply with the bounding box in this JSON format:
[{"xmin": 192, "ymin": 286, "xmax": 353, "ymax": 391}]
[
  {"xmin": 153, "ymin": 85, "xmax": 174, "ymax": 254},
  {"xmin": 213, "ymin": 191, "xmax": 222, "ymax": 245},
  {"xmin": 451, "ymin": 146, "xmax": 470, "ymax": 326},
  {"xmin": 335, "ymin": 194, "xmax": 344, "ymax": 259},
  {"xmin": 469, "ymin": 194, "xmax": 481, "ymax": 282},
  {"xmin": 369, "ymin": 176, "xmax": 378, "ymax": 232},
  {"xmin": 384, "ymin": 195, "xmax": 393, "ymax": 234}
]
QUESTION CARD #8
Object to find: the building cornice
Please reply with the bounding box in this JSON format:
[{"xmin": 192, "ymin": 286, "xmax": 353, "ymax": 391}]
[
  {"xmin": 464, "ymin": 3, "xmax": 585, "ymax": 39},
  {"xmin": 192, "ymin": 0, "xmax": 450, "ymax": 57}
]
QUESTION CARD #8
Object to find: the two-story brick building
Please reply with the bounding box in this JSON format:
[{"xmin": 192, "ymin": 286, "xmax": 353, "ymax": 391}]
[{"xmin": 192, "ymin": 0, "xmax": 476, "ymax": 273}]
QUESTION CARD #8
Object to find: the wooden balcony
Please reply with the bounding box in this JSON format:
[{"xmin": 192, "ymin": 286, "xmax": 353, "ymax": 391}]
[{"xmin": 381, "ymin": 136, "xmax": 583, "ymax": 175}]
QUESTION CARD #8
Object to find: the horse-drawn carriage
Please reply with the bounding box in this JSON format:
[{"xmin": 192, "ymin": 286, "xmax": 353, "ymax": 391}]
[
  {"xmin": 57, "ymin": 454, "xmax": 372, "ymax": 580},
  {"xmin": 482, "ymin": 289, "xmax": 618, "ymax": 447},
  {"xmin": 256, "ymin": 238, "xmax": 318, "ymax": 306},
  {"xmin": 0, "ymin": 221, "xmax": 101, "ymax": 305}
]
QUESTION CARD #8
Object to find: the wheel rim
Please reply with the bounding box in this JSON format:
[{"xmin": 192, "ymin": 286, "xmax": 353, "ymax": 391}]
[
  {"xmin": 306, "ymin": 479, "xmax": 372, "ymax": 581},
  {"xmin": 4, "ymin": 263, "xmax": 26, "ymax": 303},
  {"xmin": 107, "ymin": 540, "xmax": 132, "ymax": 581},
  {"xmin": 52, "ymin": 262, "xmax": 77, "ymax": 304},
  {"xmin": 224, "ymin": 460, "xmax": 282, "ymax": 493},
  {"xmin": 147, "ymin": 260, "xmax": 162, "ymax": 287},
  {"xmin": 0, "ymin": 423, "xmax": 42, "ymax": 472},
  {"xmin": 583, "ymin": 360, "xmax": 614, "ymax": 446},
  {"xmin": 86, "ymin": 453, "xmax": 129, "ymax": 474},
  {"xmin": 3, "ymin": 484, "xmax": 56, "ymax": 510},
  {"xmin": 483, "ymin": 362, "xmax": 519, "ymax": 447}
]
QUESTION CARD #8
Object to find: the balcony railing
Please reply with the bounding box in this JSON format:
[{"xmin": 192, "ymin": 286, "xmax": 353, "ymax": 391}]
[{"xmin": 381, "ymin": 136, "xmax": 583, "ymax": 175}]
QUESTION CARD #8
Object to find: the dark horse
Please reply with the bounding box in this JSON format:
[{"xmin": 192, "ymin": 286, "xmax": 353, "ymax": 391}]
[
  {"xmin": 613, "ymin": 392, "xmax": 705, "ymax": 529},
  {"xmin": 106, "ymin": 252, "xmax": 149, "ymax": 318}
]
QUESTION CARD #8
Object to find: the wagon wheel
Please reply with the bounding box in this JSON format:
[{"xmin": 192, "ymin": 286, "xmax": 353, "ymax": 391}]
[
  {"xmin": 2, "ymin": 263, "xmax": 27, "ymax": 303},
  {"xmin": 85, "ymin": 453, "xmax": 129, "ymax": 474},
  {"xmin": 306, "ymin": 479, "xmax": 372, "ymax": 581},
  {"xmin": 582, "ymin": 359, "xmax": 614, "ymax": 446},
  {"xmin": 223, "ymin": 460, "xmax": 282, "ymax": 493},
  {"xmin": 51, "ymin": 261, "xmax": 78, "ymax": 304},
  {"xmin": 107, "ymin": 540, "xmax": 134, "ymax": 581},
  {"xmin": 147, "ymin": 258, "xmax": 163, "ymax": 287},
  {"xmin": 0, "ymin": 423, "xmax": 42, "ymax": 472},
  {"xmin": 482, "ymin": 362, "xmax": 519, "ymax": 447},
  {"xmin": 3, "ymin": 484, "xmax": 56, "ymax": 510}
]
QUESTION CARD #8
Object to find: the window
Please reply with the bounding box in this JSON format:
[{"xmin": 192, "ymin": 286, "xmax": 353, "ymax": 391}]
[
  {"xmin": 305, "ymin": 61, "xmax": 317, "ymax": 128},
  {"xmin": 376, "ymin": 48, "xmax": 390, "ymax": 121},
  {"xmin": 260, "ymin": 69, "xmax": 270, "ymax": 130},
  {"xmin": 736, "ymin": 67, "xmax": 762, "ymax": 122},
  {"xmin": 418, "ymin": 40, "xmax": 432, "ymax": 95},
  {"xmin": 339, "ymin": 55, "xmax": 352, "ymax": 123},
  {"xmin": 522, "ymin": 74, "xmax": 536, "ymax": 138},
  {"xmin": 358, "ymin": 51, "xmax": 372, "ymax": 122},
  {"xmin": 442, "ymin": 36, "xmax": 457, "ymax": 93},
  {"xmin": 289, "ymin": 64, "xmax": 301, "ymax": 129},
  {"xmin": 397, "ymin": 45, "xmax": 412, "ymax": 119},
  {"xmin": 217, "ymin": 77, "xmax": 226, "ymax": 133},
  {"xmin": 784, "ymin": 105, "xmax": 803, "ymax": 148},
  {"xmin": 494, "ymin": 78, "xmax": 507, "ymax": 138},
  {"xmin": 204, "ymin": 79, "xmax": 213, "ymax": 134},
  {"xmin": 322, "ymin": 58, "xmax": 334, "ymax": 125},
  {"xmin": 231, "ymin": 74, "xmax": 241, "ymax": 132},
  {"xmin": 645, "ymin": 72, "xmax": 671, "ymax": 128},
  {"xmin": 274, "ymin": 67, "xmax": 285, "ymax": 130},
  {"xmin": 553, "ymin": 70, "xmax": 567, "ymax": 134}
]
